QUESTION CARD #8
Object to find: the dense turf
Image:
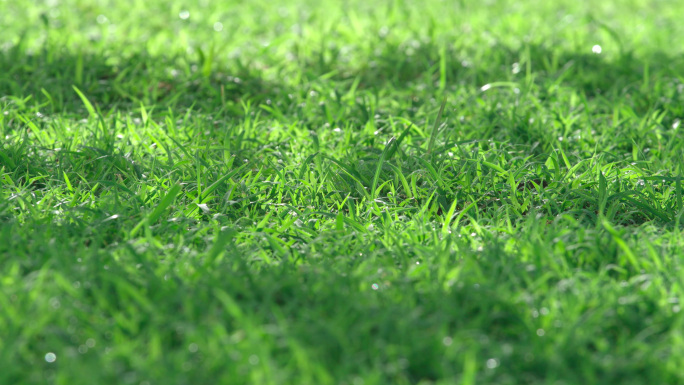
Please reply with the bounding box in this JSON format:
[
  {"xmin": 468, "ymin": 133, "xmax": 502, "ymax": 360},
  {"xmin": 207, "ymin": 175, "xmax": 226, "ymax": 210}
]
[{"xmin": 2, "ymin": 0, "xmax": 684, "ymax": 383}]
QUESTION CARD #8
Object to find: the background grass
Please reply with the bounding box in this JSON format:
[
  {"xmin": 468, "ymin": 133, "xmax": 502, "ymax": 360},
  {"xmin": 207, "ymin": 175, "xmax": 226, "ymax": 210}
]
[{"xmin": 2, "ymin": 0, "xmax": 684, "ymax": 384}]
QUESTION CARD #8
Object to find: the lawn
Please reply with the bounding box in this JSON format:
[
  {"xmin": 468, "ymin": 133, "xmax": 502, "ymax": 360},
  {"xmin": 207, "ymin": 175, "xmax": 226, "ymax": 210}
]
[{"xmin": 2, "ymin": 0, "xmax": 684, "ymax": 384}]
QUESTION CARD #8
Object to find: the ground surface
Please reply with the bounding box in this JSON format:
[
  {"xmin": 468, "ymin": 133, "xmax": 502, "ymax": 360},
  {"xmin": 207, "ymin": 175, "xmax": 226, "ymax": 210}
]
[{"xmin": 2, "ymin": 0, "xmax": 684, "ymax": 384}]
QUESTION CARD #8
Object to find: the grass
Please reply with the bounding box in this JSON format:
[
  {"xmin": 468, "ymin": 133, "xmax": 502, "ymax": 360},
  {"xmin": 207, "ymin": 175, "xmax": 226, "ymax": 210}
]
[{"xmin": 2, "ymin": 0, "xmax": 684, "ymax": 383}]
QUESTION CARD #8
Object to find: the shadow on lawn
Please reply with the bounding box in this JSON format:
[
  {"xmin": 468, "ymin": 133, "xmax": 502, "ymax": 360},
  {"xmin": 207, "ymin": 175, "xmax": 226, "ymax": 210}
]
[
  {"xmin": 0, "ymin": 48, "xmax": 285, "ymax": 116},
  {"xmin": 2, "ymin": 41, "xmax": 684, "ymax": 118},
  {"xmin": 300, "ymin": 39, "xmax": 684, "ymax": 107}
]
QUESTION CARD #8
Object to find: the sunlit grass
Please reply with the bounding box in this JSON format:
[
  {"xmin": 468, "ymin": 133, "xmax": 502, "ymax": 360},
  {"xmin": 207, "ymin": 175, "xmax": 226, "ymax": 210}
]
[{"xmin": 2, "ymin": 0, "xmax": 684, "ymax": 384}]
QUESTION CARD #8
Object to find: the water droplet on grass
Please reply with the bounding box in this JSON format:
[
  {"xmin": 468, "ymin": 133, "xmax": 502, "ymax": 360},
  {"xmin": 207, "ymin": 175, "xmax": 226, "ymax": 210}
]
[
  {"xmin": 592, "ymin": 45, "xmax": 602, "ymax": 54},
  {"xmin": 45, "ymin": 352, "xmax": 56, "ymax": 363},
  {"xmin": 486, "ymin": 358, "xmax": 499, "ymax": 369},
  {"xmin": 371, "ymin": 283, "xmax": 379, "ymax": 290},
  {"xmin": 179, "ymin": 10, "xmax": 190, "ymax": 19}
]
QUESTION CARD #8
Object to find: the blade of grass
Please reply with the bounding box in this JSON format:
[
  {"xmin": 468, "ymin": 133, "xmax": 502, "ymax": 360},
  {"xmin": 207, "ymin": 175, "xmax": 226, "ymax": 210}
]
[
  {"xmin": 130, "ymin": 184, "xmax": 181, "ymax": 237},
  {"xmin": 72, "ymin": 86, "xmax": 97, "ymax": 118},
  {"xmin": 427, "ymin": 96, "xmax": 447, "ymax": 156},
  {"xmin": 677, "ymin": 175, "xmax": 683, "ymax": 214},
  {"xmin": 371, "ymin": 137, "xmax": 395, "ymax": 200}
]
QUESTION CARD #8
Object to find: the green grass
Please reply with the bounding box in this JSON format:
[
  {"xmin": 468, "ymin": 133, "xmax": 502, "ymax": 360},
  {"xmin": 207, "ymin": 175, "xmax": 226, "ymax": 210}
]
[{"xmin": 2, "ymin": 0, "xmax": 684, "ymax": 383}]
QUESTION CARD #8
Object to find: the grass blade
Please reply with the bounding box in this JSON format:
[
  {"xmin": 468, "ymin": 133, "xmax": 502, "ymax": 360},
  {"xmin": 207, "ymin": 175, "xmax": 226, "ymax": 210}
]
[
  {"xmin": 72, "ymin": 85, "xmax": 97, "ymax": 118},
  {"xmin": 427, "ymin": 96, "xmax": 447, "ymax": 156},
  {"xmin": 200, "ymin": 161, "xmax": 251, "ymax": 203},
  {"xmin": 677, "ymin": 175, "xmax": 683, "ymax": 214},
  {"xmin": 371, "ymin": 137, "xmax": 395, "ymax": 200},
  {"xmin": 130, "ymin": 184, "xmax": 181, "ymax": 236}
]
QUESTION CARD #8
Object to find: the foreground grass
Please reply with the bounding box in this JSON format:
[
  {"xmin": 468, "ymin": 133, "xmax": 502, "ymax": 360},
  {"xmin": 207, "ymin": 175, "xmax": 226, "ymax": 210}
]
[{"xmin": 2, "ymin": 0, "xmax": 684, "ymax": 383}]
